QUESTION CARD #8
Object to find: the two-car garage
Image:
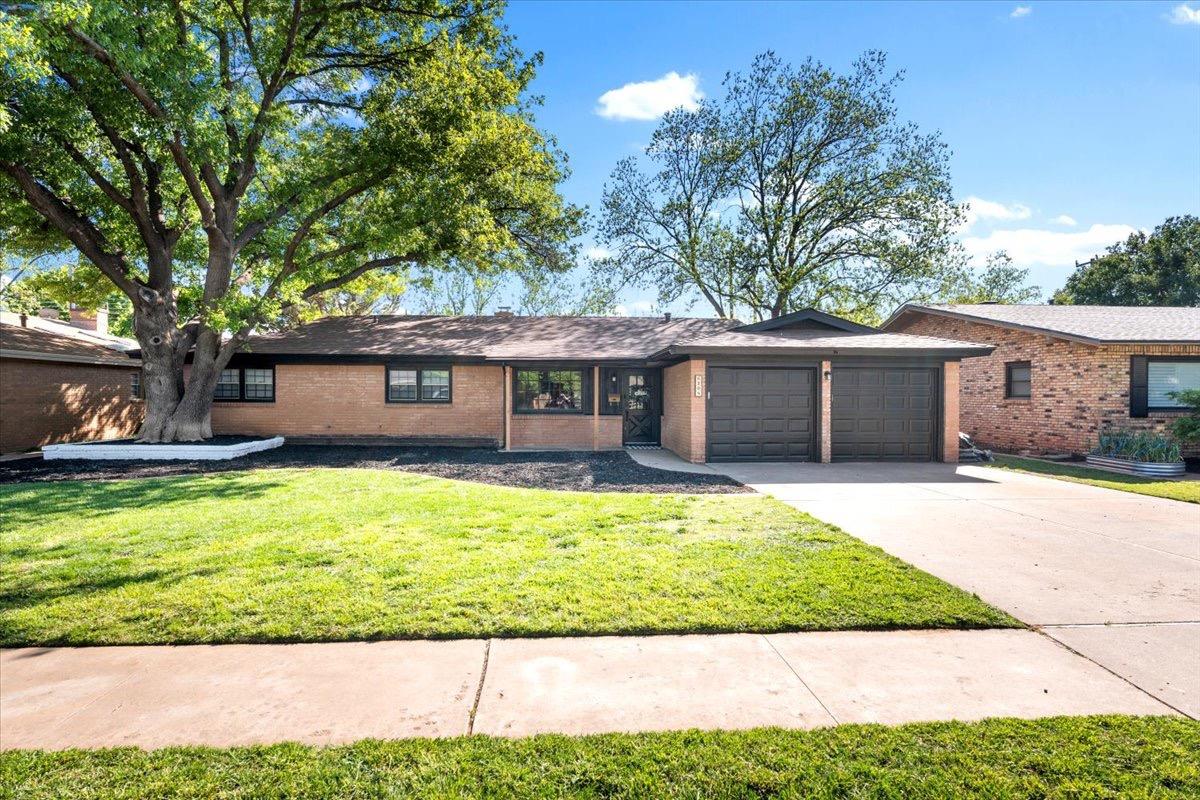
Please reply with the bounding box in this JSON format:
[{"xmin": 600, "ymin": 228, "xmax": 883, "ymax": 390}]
[{"xmin": 705, "ymin": 364, "xmax": 938, "ymax": 463}]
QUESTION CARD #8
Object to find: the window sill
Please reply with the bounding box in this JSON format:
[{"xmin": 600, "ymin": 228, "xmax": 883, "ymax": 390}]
[
  {"xmin": 512, "ymin": 409, "xmax": 588, "ymax": 415},
  {"xmin": 1003, "ymin": 397, "xmax": 1032, "ymax": 403},
  {"xmin": 386, "ymin": 399, "xmax": 452, "ymax": 405}
]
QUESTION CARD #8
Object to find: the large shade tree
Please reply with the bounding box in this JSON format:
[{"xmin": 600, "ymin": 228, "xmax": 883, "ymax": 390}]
[
  {"xmin": 599, "ymin": 51, "xmax": 963, "ymax": 322},
  {"xmin": 0, "ymin": 0, "xmax": 577, "ymax": 441},
  {"xmin": 1051, "ymin": 216, "xmax": 1199, "ymax": 307}
]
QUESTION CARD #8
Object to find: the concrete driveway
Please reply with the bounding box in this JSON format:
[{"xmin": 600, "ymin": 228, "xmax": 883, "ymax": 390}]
[{"xmin": 709, "ymin": 460, "xmax": 1200, "ymax": 718}]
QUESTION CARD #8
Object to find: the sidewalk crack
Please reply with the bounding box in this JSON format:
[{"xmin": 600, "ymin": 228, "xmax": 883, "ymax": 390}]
[
  {"xmin": 466, "ymin": 639, "xmax": 491, "ymax": 735},
  {"xmin": 761, "ymin": 634, "xmax": 839, "ymax": 725}
]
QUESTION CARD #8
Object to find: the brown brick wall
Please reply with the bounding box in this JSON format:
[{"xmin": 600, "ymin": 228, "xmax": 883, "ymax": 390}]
[
  {"xmin": 942, "ymin": 360, "xmax": 960, "ymax": 463},
  {"xmin": 211, "ymin": 363, "xmax": 505, "ymax": 442},
  {"xmin": 661, "ymin": 358, "xmax": 706, "ymax": 462},
  {"xmin": 0, "ymin": 357, "xmax": 142, "ymax": 453},
  {"xmin": 891, "ymin": 314, "xmax": 1200, "ymax": 456},
  {"xmin": 509, "ymin": 414, "xmax": 622, "ymax": 450}
]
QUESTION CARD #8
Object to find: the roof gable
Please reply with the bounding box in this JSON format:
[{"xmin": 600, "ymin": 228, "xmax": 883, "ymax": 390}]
[{"xmin": 734, "ymin": 309, "xmax": 876, "ymax": 334}]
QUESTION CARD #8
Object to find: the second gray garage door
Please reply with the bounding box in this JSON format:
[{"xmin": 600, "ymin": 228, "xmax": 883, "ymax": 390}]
[
  {"xmin": 831, "ymin": 367, "xmax": 937, "ymax": 461},
  {"xmin": 707, "ymin": 367, "xmax": 816, "ymax": 462}
]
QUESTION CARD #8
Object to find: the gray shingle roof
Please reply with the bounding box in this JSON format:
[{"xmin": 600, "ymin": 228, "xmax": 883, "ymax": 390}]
[
  {"xmin": 887, "ymin": 304, "xmax": 1200, "ymax": 344},
  {"xmin": 240, "ymin": 315, "xmax": 740, "ymax": 361},
  {"xmin": 239, "ymin": 314, "xmax": 992, "ymax": 360},
  {"xmin": 0, "ymin": 322, "xmax": 141, "ymax": 366}
]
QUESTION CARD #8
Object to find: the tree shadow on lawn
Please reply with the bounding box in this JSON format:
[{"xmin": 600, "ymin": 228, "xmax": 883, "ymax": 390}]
[{"xmin": 0, "ymin": 472, "xmax": 289, "ymax": 527}]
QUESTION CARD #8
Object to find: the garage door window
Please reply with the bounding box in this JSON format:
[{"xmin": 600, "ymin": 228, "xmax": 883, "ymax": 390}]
[{"xmin": 1005, "ymin": 361, "xmax": 1031, "ymax": 399}]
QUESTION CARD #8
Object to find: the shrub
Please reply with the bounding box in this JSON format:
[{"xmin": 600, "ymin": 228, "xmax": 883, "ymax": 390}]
[
  {"xmin": 1092, "ymin": 429, "xmax": 1182, "ymax": 463},
  {"xmin": 1168, "ymin": 389, "xmax": 1200, "ymax": 445}
]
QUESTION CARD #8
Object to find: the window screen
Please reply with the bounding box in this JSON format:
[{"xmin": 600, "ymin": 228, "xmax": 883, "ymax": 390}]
[
  {"xmin": 1148, "ymin": 361, "xmax": 1200, "ymax": 409},
  {"xmin": 130, "ymin": 370, "xmax": 142, "ymax": 400},
  {"xmin": 387, "ymin": 367, "xmax": 450, "ymax": 402}
]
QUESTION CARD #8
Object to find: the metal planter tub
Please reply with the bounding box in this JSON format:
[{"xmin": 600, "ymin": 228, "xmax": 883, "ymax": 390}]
[{"xmin": 1085, "ymin": 454, "xmax": 1187, "ymax": 478}]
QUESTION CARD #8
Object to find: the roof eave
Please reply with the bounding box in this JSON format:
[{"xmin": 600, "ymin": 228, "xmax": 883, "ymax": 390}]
[{"xmin": 661, "ymin": 344, "xmax": 995, "ymax": 359}]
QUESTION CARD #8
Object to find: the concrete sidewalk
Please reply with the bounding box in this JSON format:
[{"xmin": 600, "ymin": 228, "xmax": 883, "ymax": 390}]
[{"xmin": 0, "ymin": 629, "xmax": 1174, "ymax": 750}]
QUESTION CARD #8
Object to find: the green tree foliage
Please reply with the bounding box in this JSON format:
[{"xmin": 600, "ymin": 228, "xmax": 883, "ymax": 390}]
[
  {"xmin": 1, "ymin": 0, "xmax": 578, "ymax": 440},
  {"xmin": 1169, "ymin": 389, "xmax": 1200, "ymax": 446},
  {"xmin": 599, "ymin": 51, "xmax": 962, "ymax": 322},
  {"xmin": 1052, "ymin": 216, "xmax": 1200, "ymax": 306},
  {"xmin": 938, "ymin": 252, "xmax": 1042, "ymax": 305}
]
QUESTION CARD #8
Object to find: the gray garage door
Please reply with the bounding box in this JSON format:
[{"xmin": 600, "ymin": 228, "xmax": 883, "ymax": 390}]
[
  {"xmin": 831, "ymin": 367, "xmax": 936, "ymax": 461},
  {"xmin": 707, "ymin": 368, "xmax": 817, "ymax": 462}
]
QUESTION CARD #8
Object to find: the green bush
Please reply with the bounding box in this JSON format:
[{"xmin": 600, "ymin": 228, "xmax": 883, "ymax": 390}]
[
  {"xmin": 1093, "ymin": 429, "xmax": 1182, "ymax": 463},
  {"xmin": 1168, "ymin": 389, "xmax": 1200, "ymax": 445}
]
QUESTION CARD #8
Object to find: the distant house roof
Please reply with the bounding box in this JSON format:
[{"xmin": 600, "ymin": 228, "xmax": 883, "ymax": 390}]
[
  {"xmin": 232, "ymin": 312, "xmax": 993, "ymax": 362},
  {"xmin": 883, "ymin": 304, "xmax": 1200, "ymax": 345},
  {"xmin": 0, "ymin": 322, "xmax": 141, "ymax": 367}
]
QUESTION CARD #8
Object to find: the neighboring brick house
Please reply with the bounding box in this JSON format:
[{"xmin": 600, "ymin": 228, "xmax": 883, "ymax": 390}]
[
  {"xmin": 203, "ymin": 309, "xmax": 992, "ymax": 463},
  {"xmin": 882, "ymin": 304, "xmax": 1200, "ymax": 456},
  {"xmin": 0, "ymin": 314, "xmax": 143, "ymax": 453}
]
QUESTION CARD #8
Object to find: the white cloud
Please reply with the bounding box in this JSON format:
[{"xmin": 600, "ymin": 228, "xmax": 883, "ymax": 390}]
[
  {"xmin": 963, "ymin": 223, "xmax": 1137, "ymax": 266},
  {"xmin": 596, "ymin": 72, "xmax": 702, "ymax": 121},
  {"xmin": 584, "ymin": 246, "xmax": 613, "ymax": 261},
  {"xmin": 962, "ymin": 196, "xmax": 1032, "ymax": 229},
  {"xmin": 613, "ymin": 300, "xmax": 656, "ymax": 317},
  {"xmin": 1010, "ymin": 5, "xmax": 1032, "ymax": 18},
  {"xmin": 1049, "ymin": 214, "xmax": 1077, "ymax": 226},
  {"xmin": 1168, "ymin": 3, "xmax": 1200, "ymax": 24}
]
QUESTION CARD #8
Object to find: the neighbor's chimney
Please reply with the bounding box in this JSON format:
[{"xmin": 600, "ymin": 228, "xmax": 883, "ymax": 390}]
[
  {"xmin": 69, "ymin": 305, "xmax": 109, "ymax": 335},
  {"xmin": 495, "ymin": 306, "xmax": 514, "ymax": 319},
  {"xmin": 663, "ymin": 312, "xmax": 672, "ymax": 323},
  {"xmin": 19, "ymin": 313, "xmax": 28, "ymax": 327}
]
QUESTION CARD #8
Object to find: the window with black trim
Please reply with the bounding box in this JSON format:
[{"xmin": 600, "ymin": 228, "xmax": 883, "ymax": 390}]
[
  {"xmin": 130, "ymin": 370, "xmax": 142, "ymax": 400},
  {"xmin": 515, "ymin": 369, "xmax": 584, "ymax": 412},
  {"xmin": 243, "ymin": 368, "xmax": 274, "ymax": 401},
  {"xmin": 1005, "ymin": 361, "xmax": 1031, "ymax": 399},
  {"xmin": 387, "ymin": 366, "xmax": 451, "ymax": 403},
  {"xmin": 213, "ymin": 367, "xmax": 275, "ymax": 402},
  {"xmin": 1148, "ymin": 360, "xmax": 1200, "ymax": 409},
  {"xmin": 215, "ymin": 368, "xmax": 241, "ymax": 400}
]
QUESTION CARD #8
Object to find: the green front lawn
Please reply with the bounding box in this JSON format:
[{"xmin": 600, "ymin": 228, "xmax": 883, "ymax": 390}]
[
  {"xmin": 987, "ymin": 454, "xmax": 1200, "ymax": 504},
  {"xmin": 2, "ymin": 716, "xmax": 1195, "ymax": 799},
  {"xmin": 0, "ymin": 468, "xmax": 1012, "ymax": 646}
]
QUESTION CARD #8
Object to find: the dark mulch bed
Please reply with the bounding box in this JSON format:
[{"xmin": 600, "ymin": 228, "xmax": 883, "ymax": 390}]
[{"xmin": 0, "ymin": 446, "xmax": 749, "ymax": 494}]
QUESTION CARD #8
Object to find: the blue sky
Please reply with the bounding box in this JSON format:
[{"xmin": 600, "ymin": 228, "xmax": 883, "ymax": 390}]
[{"xmin": 497, "ymin": 0, "xmax": 1200, "ymax": 315}]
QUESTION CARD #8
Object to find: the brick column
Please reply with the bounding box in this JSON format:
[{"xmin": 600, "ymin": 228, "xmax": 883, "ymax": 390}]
[
  {"xmin": 503, "ymin": 365, "xmax": 512, "ymax": 451},
  {"xmin": 942, "ymin": 360, "xmax": 960, "ymax": 463},
  {"xmin": 820, "ymin": 360, "xmax": 833, "ymax": 463},
  {"xmin": 592, "ymin": 364, "xmax": 600, "ymax": 451}
]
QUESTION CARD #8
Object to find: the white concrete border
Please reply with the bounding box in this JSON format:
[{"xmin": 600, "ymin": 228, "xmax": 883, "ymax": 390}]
[{"xmin": 43, "ymin": 436, "xmax": 284, "ymax": 461}]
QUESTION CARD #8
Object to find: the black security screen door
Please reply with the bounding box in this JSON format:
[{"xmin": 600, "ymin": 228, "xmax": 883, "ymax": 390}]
[{"xmin": 621, "ymin": 370, "xmax": 660, "ymax": 444}]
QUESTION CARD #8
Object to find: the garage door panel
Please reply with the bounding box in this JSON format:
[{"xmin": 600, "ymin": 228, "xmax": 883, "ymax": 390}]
[
  {"xmin": 832, "ymin": 367, "xmax": 937, "ymax": 462},
  {"xmin": 707, "ymin": 367, "xmax": 817, "ymax": 462}
]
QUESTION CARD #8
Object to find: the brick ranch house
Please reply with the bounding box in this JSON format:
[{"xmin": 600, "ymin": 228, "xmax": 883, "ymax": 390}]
[
  {"xmin": 0, "ymin": 310, "xmax": 143, "ymax": 454},
  {"xmin": 882, "ymin": 304, "xmax": 1200, "ymax": 457},
  {"xmin": 204, "ymin": 309, "xmax": 991, "ymax": 463}
]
